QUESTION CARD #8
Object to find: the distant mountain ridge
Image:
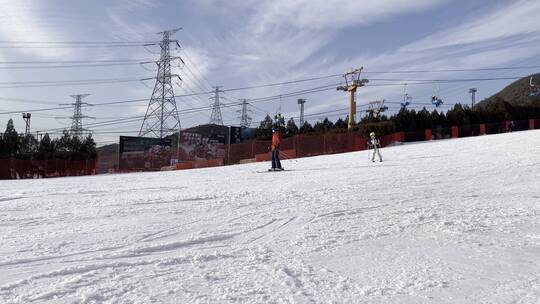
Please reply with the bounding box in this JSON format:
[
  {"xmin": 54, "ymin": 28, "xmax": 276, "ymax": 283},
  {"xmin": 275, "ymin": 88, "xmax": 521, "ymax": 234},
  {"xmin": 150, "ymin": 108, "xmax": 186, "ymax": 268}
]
[{"xmin": 478, "ymin": 73, "xmax": 540, "ymax": 107}]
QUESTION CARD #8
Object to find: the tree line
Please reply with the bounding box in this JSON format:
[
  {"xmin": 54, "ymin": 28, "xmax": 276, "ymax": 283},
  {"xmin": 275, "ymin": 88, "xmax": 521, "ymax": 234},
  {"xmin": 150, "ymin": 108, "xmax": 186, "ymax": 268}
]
[
  {"xmin": 0, "ymin": 118, "xmax": 97, "ymax": 160},
  {"xmin": 255, "ymin": 99, "xmax": 540, "ymax": 139}
]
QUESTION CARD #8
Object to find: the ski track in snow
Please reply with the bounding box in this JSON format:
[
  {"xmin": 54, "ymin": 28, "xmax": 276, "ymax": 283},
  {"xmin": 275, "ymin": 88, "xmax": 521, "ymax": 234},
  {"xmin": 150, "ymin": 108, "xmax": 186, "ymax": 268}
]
[{"xmin": 0, "ymin": 131, "xmax": 539, "ymax": 303}]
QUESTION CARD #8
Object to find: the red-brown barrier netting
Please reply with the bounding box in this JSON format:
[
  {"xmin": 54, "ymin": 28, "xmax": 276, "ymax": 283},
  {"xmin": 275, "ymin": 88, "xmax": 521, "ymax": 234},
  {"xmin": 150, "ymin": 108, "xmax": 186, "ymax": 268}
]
[
  {"xmin": 221, "ymin": 132, "xmax": 369, "ymax": 164},
  {"xmin": 432, "ymin": 127, "xmax": 452, "ymax": 140},
  {"xmin": 485, "ymin": 122, "xmax": 506, "ymax": 134},
  {"xmin": 93, "ymin": 119, "xmax": 539, "ymax": 171},
  {"xmin": 0, "ymin": 158, "xmax": 96, "ymax": 179},
  {"xmin": 512, "ymin": 119, "xmax": 530, "ymax": 131},
  {"xmin": 404, "ymin": 130, "xmax": 425, "ymax": 142}
]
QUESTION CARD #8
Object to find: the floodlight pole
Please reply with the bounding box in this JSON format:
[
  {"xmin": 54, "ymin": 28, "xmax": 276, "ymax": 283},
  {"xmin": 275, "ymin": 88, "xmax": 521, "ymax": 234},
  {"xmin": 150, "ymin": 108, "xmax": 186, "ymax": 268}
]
[{"xmin": 469, "ymin": 88, "xmax": 477, "ymax": 110}]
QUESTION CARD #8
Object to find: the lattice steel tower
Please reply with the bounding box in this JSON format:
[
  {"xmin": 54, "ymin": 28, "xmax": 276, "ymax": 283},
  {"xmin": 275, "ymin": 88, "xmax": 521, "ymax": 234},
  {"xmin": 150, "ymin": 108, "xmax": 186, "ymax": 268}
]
[
  {"xmin": 139, "ymin": 28, "xmax": 183, "ymax": 138},
  {"xmin": 209, "ymin": 86, "xmax": 224, "ymax": 125},
  {"xmin": 238, "ymin": 99, "xmax": 252, "ymax": 127},
  {"xmin": 61, "ymin": 94, "xmax": 91, "ymax": 138}
]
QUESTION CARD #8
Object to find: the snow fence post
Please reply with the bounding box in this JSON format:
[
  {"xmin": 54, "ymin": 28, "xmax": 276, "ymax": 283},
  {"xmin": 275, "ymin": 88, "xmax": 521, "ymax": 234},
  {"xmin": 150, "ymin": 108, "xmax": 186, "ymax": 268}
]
[
  {"xmin": 424, "ymin": 129, "xmax": 432, "ymax": 141},
  {"xmin": 529, "ymin": 119, "xmax": 535, "ymax": 130},
  {"xmin": 394, "ymin": 131, "xmax": 405, "ymax": 143},
  {"xmin": 451, "ymin": 126, "xmax": 459, "ymax": 138},
  {"xmin": 479, "ymin": 124, "xmax": 486, "ymax": 135}
]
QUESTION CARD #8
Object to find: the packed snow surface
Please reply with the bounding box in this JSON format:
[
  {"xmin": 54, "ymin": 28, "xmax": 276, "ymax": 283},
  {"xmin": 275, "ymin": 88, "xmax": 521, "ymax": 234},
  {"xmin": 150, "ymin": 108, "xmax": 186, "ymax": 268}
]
[{"xmin": 1, "ymin": 131, "xmax": 539, "ymax": 303}]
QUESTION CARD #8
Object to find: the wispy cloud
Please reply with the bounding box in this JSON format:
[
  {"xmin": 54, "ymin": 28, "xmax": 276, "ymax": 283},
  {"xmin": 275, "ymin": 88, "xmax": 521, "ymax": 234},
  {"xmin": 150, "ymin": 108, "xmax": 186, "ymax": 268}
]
[
  {"xmin": 0, "ymin": 0, "xmax": 73, "ymax": 59},
  {"xmin": 247, "ymin": 0, "xmax": 448, "ymax": 33},
  {"xmin": 402, "ymin": 0, "xmax": 540, "ymax": 51}
]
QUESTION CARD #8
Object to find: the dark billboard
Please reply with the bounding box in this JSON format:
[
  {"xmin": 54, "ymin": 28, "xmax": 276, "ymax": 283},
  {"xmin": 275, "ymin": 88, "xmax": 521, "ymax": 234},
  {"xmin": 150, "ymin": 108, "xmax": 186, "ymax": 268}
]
[
  {"xmin": 119, "ymin": 136, "xmax": 172, "ymax": 170},
  {"xmin": 177, "ymin": 125, "xmax": 244, "ymax": 162}
]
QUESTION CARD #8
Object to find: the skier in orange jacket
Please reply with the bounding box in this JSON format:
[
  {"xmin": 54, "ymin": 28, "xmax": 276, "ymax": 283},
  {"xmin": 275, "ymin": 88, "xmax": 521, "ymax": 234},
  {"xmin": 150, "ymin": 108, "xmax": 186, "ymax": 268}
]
[{"xmin": 270, "ymin": 128, "xmax": 283, "ymax": 171}]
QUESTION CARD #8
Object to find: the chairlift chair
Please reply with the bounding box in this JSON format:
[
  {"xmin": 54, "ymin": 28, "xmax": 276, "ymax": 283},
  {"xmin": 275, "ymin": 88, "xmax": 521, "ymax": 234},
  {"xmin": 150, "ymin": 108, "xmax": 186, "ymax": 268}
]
[
  {"xmin": 529, "ymin": 77, "xmax": 539, "ymax": 97},
  {"xmin": 431, "ymin": 96, "xmax": 444, "ymax": 107},
  {"xmin": 400, "ymin": 101, "xmax": 410, "ymax": 109}
]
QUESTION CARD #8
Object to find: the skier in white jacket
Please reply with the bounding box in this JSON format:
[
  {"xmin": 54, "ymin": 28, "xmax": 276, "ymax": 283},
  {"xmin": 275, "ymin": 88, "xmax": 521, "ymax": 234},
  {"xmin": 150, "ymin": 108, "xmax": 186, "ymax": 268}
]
[{"xmin": 368, "ymin": 132, "xmax": 383, "ymax": 162}]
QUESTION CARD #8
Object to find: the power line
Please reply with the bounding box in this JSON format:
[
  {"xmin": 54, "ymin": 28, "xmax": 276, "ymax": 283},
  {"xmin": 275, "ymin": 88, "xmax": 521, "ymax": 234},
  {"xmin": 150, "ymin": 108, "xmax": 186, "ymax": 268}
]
[
  {"xmin": 363, "ymin": 65, "xmax": 540, "ymax": 74},
  {"xmin": 34, "ymin": 83, "xmax": 340, "ymax": 132},
  {"xmin": 177, "ymin": 48, "xmax": 214, "ymax": 88},
  {"xmin": 0, "ymin": 78, "xmax": 146, "ymax": 89},
  {"xmin": 0, "ymin": 40, "xmax": 159, "ymax": 44},
  {"xmin": 222, "ymin": 74, "xmax": 342, "ymax": 92},
  {"xmin": 2, "ymin": 74, "xmax": 532, "ymax": 118},
  {"xmin": 367, "ymin": 76, "xmax": 527, "ymax": 83},
  {"xmin": 0, "ymin": 40, "xmax": 159, "ymax": 49},
  {"xmin": 0, "ymin": 75, "xmax": 341, "ymax": 113},
  {"xmin": 0, "ymin": 62, "xmax": 145, "ymax": 69},
  {"xmin": 0, "ymin": 59, "xmax": 149, "ymax": 64}
]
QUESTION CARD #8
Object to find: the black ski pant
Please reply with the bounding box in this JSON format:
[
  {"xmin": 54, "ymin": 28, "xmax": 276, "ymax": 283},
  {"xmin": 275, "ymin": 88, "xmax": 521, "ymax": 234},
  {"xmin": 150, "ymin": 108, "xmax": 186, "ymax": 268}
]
[{"xmin": 271, "ymin": 150, "xmax": 282, "ymax": 169}]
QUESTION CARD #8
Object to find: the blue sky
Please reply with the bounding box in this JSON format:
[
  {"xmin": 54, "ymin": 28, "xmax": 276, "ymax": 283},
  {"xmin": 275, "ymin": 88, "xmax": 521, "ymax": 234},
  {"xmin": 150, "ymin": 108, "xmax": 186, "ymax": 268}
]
[{"xmin": 0, "ymin": 0, "xmax": 539, "ymax": 145}]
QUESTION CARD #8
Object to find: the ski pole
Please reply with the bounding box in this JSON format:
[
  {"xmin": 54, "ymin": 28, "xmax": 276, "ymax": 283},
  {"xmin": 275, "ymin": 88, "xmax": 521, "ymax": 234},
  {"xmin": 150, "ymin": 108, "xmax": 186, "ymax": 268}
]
[{"xmin": 280, "ymin": 150, "xmax": 298, "ymax": 162}]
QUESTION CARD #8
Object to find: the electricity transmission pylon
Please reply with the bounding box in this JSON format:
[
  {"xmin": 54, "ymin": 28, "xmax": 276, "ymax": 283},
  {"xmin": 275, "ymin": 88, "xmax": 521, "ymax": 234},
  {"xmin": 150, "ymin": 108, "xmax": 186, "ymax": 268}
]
[
  {"xmin": 337, "ymin": 67, "xmax": 369, "ymax": 129},
  {"xmin": 209, "ymin": 86, "xmax": 224, "ymax": 125},
  {"xmin": 139, "ymin": 28, "xmax": 183, "ymax": 138},
  {"xmin": 237, "ymin": 99, "xmax": 252, "ymax": 127},
  {"xmin": 60, "ymin": 94, "xmax": 91, "ymax": 138}
]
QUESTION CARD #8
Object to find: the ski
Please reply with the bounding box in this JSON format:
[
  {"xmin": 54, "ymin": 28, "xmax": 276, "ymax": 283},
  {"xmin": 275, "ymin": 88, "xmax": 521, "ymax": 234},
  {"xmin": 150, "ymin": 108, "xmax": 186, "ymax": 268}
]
[{"xmin": 255, "ymin": 169, "xmax": 290, "ymax": 173}]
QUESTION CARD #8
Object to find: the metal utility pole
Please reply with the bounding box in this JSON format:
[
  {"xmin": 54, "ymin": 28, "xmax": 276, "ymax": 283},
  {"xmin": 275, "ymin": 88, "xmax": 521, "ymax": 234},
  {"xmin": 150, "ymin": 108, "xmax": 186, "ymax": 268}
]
[
  {"xmin": 139, "ymin": 28, "xmax": 183, "ymax": 138},
  {"xmin": 297, "ymin": 98, "xmax": 306, "ymax": 127},
  {"xmin": 209, "ymin": 86, "xmax": 224, "ymax": 125},
  {"xmin": 61, "ymin": 94, "xmax": 91, "ymax": 138},
  {"xmin": 22, "ymin": 113, "xmax": 31, "ymax": 137},
  {"xmin": 337, "ymin": 67, "xmax": 369, "ymax": 129},
  {"xmin": 238, "ymin": 99, "xmax": 252, "ymax": 127},
  {"xmin": 469, "ymin": 88, "xmax": 477, "ymax": 110}
]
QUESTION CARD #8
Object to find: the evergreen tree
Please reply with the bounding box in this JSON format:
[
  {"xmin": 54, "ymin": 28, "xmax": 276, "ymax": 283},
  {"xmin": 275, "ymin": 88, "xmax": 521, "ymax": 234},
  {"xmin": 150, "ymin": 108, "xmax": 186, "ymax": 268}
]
[
  {"xmin": 255, "ymin": 115, "xmax": 273, "ymax": 139},
  {"xmin": 285, "ymin": 118, "xmax": 299, "ymax": 136},
  {"xmin": 81, "ymin": 134, "xmax": 97, "ymax": 159},
  {"xmin": 37, "ymin": 133, "xmax": 55, "ymax": 159},
  {"xmin": 334, "ymin": 117, "xmax": 348, "ymax": 129},
  {"xmin": 312, "ymin": 117, "xmax": 333, "ymax": 133},
  {"xmin": 18, "ymin": 134, "xmax": 38, "ymax": 157},
  {"xmin": 416, "ymin": 107, "xmax": 432, "ymax": 130},
  {"xmin": 55, "ymin": 130, "xmax": 71, "ymax": 153},
  {"xmin": 2, "ymin": 119, "xmax": 19, "ymax": 157},
  {"xmin": 447, "ymin": 104, "xmax": 469, "ymax": 126},
  {"xmin": 322, "ymin": 117, "xmax": 334, "ymax": 129},
  {"xmin": 299, "ymin": 121, "xmax": 313, "ymax": 133},
  {"xmin": 68, "ymin": 135, "xmax": 83, "ymax": 159}
]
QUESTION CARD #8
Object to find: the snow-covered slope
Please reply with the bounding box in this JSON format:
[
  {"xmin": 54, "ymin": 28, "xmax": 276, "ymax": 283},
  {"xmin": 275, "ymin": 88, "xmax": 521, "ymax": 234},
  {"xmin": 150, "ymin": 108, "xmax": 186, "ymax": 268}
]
[{"xmin": 1, "ymin": 130, "xmax": 539, "ymax": 303}]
